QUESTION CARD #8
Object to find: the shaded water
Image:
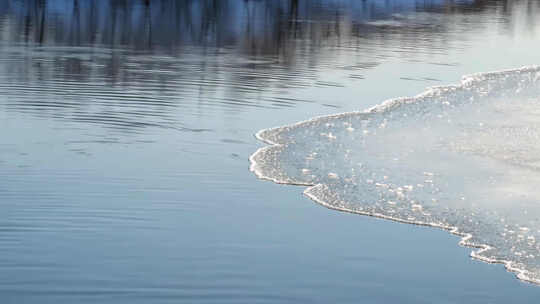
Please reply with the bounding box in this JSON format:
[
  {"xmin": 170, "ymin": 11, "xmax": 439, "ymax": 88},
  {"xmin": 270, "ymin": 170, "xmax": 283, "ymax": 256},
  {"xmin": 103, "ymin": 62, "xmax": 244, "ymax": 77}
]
[{"xmin": 2, "ymin": 0, "xmax": 540, "ymax": 303}]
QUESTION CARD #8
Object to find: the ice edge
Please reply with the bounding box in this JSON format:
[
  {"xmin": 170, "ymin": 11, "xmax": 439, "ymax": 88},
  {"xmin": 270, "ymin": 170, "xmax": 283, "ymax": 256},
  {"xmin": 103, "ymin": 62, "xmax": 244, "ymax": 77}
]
[{"xmin": 249, "ymin": 65, "xmax": 540, "ymax": 286}]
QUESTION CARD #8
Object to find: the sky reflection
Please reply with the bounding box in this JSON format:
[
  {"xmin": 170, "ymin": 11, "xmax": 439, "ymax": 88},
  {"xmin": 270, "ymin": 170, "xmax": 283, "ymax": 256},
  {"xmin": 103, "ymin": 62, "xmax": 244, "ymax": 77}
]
[{"xmin": 0, "ymin": 0, "xmax": 538, "ymax": 133}]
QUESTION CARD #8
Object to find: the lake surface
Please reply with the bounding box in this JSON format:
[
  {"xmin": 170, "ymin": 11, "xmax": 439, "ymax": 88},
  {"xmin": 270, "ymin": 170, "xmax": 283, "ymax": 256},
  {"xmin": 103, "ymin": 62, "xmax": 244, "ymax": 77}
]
[{"xmin": 1, "ymin": 0, "xmax": 540, "ymax": 303}]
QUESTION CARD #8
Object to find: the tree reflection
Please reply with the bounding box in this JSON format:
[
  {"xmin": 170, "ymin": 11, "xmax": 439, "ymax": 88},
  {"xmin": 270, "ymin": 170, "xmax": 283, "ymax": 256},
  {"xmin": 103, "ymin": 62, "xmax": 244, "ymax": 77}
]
[
  {"xmin": 0, "ymin": 0, "xmax": 538, "ymax": 132},
  {"xmin": 2, "ymin": 0, "xmax": 537, "ymax": 53}
]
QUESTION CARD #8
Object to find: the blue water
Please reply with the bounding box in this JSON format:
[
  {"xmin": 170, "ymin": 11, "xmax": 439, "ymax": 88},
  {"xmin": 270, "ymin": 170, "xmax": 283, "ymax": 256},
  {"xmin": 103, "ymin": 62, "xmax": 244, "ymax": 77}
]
[{"xmin": 1, "ymin": 0, "xmax": 540, "ymax": 303}]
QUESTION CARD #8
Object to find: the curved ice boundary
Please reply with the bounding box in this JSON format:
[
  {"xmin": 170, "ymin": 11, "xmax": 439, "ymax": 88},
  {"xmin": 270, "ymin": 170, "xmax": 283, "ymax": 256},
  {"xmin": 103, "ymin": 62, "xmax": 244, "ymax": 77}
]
[{"xmin": 250, "ymin": 66, "xmax": 540, "ymax": 285}]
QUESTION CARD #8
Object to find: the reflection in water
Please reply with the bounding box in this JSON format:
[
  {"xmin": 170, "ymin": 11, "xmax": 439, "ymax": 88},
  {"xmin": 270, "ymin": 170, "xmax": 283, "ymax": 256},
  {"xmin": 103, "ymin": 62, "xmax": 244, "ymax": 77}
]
[
  {"xmin": 0, "ymin": 0, "xmax": 539, "ymax": 132},
  {"xmin": 2, "ymin": 1, "xmax": 540, "ymax": 302},
  {"xmin": 3, "ymin": 0, "xmax": 538, "ymax": 53}
]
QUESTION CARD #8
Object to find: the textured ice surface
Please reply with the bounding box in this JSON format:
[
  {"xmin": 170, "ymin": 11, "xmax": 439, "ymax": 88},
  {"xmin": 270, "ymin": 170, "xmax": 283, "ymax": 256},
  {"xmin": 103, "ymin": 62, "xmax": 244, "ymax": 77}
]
[{"xmin": 251, "ymin": 66, "xmax": 540, "ymax": 284}]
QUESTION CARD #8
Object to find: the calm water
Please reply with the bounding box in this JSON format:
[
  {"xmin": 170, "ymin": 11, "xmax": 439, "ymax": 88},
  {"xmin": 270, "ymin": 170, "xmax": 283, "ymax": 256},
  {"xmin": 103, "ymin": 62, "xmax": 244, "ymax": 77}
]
[{"xmin": 1, "ymin": 0, "xmax": 540, "ymax": 303}]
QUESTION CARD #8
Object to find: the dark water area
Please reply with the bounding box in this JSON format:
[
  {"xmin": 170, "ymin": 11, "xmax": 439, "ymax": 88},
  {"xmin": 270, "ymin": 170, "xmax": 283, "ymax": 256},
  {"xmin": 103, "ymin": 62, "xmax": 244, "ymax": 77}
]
[{"xmin": 1, "ymin": 0, "xmax": 540, "ymax": 303}]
